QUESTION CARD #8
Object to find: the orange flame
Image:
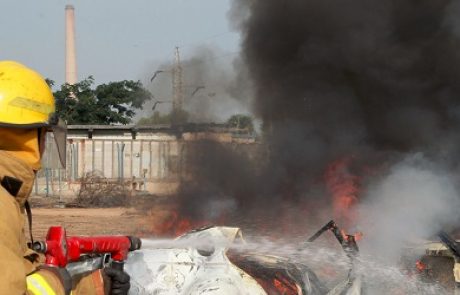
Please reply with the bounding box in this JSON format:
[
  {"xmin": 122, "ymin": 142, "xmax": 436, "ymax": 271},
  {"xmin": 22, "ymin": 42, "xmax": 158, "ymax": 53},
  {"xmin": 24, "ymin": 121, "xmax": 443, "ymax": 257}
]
[
  {"xmin": 325, "ymin": 158, "xmax": 360, "ymax": 227},
  {"xmin": 273, "ymin": 277, "xmax": 298, "ymax": 295},
  {"xmin": 151, "ymin": 211, "xmax": 209, "ymax": 237},
  {"xmin": 415, "ymin": 260, "xmax": 426, "ymax": 272}
]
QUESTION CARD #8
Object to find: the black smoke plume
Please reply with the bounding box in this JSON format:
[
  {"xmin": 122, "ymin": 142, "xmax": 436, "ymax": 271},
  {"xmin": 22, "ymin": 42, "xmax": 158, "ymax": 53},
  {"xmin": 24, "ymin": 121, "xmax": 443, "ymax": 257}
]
[
  {"xmin": 231, "ymin": 0, "xmax": 460, "ymax": 191},
  {"xmin": 174, "ymin": 0, "xmax": 460, "ymax": 234}
]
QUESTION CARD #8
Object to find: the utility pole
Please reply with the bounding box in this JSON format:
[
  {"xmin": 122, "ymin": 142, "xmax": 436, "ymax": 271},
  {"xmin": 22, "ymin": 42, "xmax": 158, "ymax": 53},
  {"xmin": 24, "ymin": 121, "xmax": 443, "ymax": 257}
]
[{"xmin": 172, "ymin": 47, "xmax": 184, "ymax": 120}]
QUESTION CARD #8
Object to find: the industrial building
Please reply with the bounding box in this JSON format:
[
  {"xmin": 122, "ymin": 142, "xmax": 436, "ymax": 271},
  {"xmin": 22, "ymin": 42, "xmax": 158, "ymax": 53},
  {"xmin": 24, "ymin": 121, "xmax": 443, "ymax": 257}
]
[{"xmin": 34, "ymin": 124, "xmax": 257, "ymax": 199}]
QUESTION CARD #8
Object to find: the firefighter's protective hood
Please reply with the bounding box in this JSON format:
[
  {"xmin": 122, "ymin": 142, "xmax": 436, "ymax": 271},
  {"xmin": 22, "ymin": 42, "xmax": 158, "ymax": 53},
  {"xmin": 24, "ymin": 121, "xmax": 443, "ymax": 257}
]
[
  {"xmin": 0, "ymin": 128, "xmax": 42, "ymax": 170},
  {"xmin": 0, "ymin": 61, "xmax": 67, "ymax": 168}
]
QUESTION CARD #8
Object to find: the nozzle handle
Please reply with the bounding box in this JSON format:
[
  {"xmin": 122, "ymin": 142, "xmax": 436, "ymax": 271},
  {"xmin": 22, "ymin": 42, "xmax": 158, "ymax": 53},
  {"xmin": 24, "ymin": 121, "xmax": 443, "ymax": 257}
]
[{"xmin": 128, "ymin": 236, "xmax": 142, "ymax": 251}]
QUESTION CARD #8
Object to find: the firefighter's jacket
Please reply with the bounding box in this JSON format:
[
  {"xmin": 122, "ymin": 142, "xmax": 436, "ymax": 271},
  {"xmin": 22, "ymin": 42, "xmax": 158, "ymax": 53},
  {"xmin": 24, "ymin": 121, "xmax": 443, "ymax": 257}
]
[{"xmin": 0, "ymin": 151, "xmax": 105, "ymax": 295}]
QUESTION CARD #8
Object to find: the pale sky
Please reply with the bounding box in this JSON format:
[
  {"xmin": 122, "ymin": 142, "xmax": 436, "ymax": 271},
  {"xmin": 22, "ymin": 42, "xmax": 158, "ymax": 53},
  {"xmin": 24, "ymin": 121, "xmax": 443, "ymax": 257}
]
[{"xmin": 0, "ymin": 0, "xmax": 240, "ymax": 86}]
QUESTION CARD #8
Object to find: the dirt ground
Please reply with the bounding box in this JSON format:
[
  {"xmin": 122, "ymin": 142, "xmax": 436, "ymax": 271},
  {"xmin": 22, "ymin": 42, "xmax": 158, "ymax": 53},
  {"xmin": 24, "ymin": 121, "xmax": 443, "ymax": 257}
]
[{"xmin": 32, "ymin": 206, "xmax": 173, "ymax": 240}]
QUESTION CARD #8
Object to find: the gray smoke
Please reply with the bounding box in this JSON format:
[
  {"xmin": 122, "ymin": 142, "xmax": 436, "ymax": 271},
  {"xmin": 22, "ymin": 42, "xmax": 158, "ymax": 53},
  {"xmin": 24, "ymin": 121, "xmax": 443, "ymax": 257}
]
[
  {"xmin": 137, "ymin": 46, "xmax": 253, "ymax": 123},
  {"xmin": 225, "ymin": 0, "xmax": 460, "ymax": 257},
  {"xmin": 357, "ymin": 154, "xmax": 460, "ymax": 261},
  {"xmin": 181, "ymin": 46, "xmax": 252, "ymax": 122}
]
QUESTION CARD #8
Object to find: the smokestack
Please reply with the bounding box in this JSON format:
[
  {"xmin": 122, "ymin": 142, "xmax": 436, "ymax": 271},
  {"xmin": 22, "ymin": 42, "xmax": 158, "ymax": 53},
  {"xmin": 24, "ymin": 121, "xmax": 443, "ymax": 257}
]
[{"xmin": 65, "ymin": 4, "xmax": 77, "ymax": 85}]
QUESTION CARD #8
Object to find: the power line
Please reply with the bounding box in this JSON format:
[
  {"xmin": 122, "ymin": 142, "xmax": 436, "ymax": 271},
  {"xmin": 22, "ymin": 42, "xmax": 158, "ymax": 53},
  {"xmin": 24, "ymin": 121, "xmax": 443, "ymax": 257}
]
[
  {"xmin": 152, "ymin": 50, "xmax": 240, "ymax": 73},
  {"xmin": 177, "ymin": 30, "xmax": 236, "ymax": 48},
  {"xmin": 150, "ymin": 31, "xmax": 239, "ymax": 64},
  {"xmin": 180, "ymin": 51, "xmax": 240, "ymax": 70}
]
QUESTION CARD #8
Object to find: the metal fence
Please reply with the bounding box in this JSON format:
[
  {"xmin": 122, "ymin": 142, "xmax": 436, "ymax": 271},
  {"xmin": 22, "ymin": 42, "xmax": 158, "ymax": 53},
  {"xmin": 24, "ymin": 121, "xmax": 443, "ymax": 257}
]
[{"xmin": 34, "ymin": 134, "xmax": 182, "ymax": 197}]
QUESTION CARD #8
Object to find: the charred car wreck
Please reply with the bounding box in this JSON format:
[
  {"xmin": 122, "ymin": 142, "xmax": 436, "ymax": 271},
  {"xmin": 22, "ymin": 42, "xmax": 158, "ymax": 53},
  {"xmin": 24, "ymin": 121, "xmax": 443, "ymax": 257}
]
[{"xmin": 125, "ymin": 221, "xmax": 362, "ymax": 295}]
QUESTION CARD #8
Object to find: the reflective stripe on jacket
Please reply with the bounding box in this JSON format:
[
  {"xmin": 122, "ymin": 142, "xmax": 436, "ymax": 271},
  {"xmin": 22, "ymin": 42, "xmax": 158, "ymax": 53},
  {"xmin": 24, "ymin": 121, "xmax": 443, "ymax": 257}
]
[{"xmin": 27, "ymin": 273, "xmax": 58, "ymax": 295}]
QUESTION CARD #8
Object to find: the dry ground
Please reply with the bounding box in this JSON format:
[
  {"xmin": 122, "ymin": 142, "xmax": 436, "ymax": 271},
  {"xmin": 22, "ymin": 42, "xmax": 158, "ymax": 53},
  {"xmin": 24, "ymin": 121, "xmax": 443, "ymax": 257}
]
[{"xmin": 32, "ymin": 207, "xmax": 173, "ymax": 240}]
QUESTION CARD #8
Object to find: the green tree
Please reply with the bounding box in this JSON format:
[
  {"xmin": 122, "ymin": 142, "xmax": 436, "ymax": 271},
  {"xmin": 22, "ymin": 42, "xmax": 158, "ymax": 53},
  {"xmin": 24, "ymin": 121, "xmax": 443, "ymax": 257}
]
[
  {"xmin": 227, "ymin": 114, "xmax": 254, "ymax": 132},
  {"xmin": 54, "ymin": 77, "xmax": 151, "ymax": 125}
]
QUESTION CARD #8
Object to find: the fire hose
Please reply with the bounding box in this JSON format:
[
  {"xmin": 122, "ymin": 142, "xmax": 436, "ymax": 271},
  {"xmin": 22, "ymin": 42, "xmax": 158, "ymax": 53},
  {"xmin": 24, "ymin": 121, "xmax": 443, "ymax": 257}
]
[{"xmin": 32, "ymin": 226, "xmax": 142, "ymax": 277}]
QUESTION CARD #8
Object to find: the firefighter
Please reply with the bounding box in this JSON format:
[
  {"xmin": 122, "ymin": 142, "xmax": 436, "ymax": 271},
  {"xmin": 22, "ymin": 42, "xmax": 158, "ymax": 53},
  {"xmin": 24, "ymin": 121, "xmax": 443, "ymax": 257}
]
[{"xmin": 0, "ymin": 61, "xmax": 130, "ymax": 294}]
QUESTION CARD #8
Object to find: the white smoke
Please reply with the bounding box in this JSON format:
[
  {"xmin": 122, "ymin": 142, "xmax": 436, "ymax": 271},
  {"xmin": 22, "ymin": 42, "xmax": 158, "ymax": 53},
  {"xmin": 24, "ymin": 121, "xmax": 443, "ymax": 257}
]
[{"xmin": 357, "ymin": 154, "xmax": 460, "ymax": 262}]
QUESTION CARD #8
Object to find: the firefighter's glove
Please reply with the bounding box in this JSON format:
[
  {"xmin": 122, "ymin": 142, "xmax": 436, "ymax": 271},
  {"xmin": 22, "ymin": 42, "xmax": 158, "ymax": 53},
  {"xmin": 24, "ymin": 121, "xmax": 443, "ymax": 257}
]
[{"xmin": 104, "ymin": 267, "xmax": 131, "ymax": 295}]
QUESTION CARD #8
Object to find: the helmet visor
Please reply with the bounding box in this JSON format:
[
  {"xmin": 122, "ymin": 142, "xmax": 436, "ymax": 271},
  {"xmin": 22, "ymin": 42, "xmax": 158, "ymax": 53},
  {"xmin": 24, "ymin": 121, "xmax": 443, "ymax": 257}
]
[{"xmin": 50, "ymin": 117, "xmax": 67, "ymax": 168}]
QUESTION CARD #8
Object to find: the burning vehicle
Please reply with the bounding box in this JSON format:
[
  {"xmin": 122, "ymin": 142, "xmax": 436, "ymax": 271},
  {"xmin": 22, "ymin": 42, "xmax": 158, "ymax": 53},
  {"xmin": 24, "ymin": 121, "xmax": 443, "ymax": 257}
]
[{"xmin": 125, "ymin": 221, "xmax": 362, "ymax": 295}]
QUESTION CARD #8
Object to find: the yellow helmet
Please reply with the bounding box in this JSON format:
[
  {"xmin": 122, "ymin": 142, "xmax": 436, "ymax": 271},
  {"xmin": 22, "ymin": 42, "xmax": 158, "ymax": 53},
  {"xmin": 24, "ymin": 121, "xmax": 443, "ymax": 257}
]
[
  {"xmin": 0, "ymin": 61, "xmax": 56, "ymax": 126},
  {"xmin": 0, "ymin": 61, "xmax": 67, "ymax": 167}
]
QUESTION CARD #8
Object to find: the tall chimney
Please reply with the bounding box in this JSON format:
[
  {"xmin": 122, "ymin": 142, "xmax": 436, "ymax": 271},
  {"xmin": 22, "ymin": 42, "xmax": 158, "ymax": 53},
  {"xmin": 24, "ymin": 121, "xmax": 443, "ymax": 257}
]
[{"xmin": 65, "ymin": 4, "xmax": 77, "ymax": 85}]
